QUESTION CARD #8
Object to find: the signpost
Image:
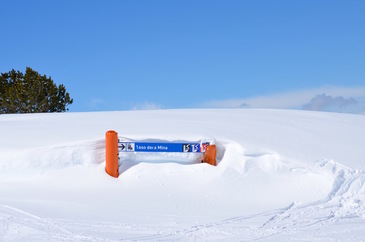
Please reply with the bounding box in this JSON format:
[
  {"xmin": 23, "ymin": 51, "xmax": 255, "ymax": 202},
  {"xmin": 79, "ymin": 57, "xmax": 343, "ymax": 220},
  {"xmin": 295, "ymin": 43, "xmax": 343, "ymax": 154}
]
[{"xmin": 105, "ymin": 130, "xmax": 216, "ymax": 178}]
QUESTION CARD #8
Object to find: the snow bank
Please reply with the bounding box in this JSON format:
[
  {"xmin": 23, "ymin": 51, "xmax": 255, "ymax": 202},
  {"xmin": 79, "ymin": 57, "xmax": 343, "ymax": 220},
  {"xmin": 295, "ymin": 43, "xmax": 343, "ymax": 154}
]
[{"xmin": 1, "ymin": 109, "xmax": 365, "ymax": 241}]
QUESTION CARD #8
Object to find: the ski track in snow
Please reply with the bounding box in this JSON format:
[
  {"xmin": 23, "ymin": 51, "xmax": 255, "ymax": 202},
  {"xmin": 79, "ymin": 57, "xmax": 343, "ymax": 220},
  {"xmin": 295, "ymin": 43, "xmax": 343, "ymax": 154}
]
[{"xmin": 0, "ymin": 205, "xmax": 97, "ymax": 241}]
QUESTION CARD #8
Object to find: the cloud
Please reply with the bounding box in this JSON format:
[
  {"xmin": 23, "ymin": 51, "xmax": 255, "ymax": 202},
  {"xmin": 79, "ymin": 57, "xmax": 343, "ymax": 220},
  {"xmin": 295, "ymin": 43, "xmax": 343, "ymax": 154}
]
[
  {"xmin": 303, "ymin": 94, "xmax": 359, "ymax": 113},
  {"xmin": 201, "ymin": 86, "xmax": 365, "ymax": 114},
  {"xmin": 131, "ymin": 102, "xmax": 162, "ymax": 110}
]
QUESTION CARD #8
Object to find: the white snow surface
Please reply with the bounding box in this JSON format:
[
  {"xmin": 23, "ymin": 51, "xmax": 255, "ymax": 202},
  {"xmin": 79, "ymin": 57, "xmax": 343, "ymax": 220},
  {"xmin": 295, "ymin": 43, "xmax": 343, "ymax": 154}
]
[{"xmin": 1, "ymin": 109, "xmax": 365, "ymax": 241}]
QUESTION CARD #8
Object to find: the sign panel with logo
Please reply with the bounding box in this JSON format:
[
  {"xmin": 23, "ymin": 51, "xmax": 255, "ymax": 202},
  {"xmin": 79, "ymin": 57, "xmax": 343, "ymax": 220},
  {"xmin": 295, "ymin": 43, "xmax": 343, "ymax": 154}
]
[{"xmin": 119, "ymin": 142, "xmax": 203, "ymax": 153}]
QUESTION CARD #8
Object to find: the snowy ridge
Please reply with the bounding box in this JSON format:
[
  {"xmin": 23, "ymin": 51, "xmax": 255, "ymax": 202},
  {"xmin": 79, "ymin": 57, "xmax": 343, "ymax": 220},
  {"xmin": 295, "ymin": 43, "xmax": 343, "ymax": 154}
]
[
  {"xmin": 1, "ymin": 109, "xmax": 365, "ymax": 241},
  {"xmin": 0, "ymin": 140, "xmax": 105, "ymax": 178}
]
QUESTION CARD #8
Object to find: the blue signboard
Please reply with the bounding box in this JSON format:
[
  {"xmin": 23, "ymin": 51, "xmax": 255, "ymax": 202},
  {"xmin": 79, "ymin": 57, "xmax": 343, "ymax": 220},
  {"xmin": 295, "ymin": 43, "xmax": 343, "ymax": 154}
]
[{"xmin": 118, "ymin": 142, "xmax": 203, "ymax": 153}]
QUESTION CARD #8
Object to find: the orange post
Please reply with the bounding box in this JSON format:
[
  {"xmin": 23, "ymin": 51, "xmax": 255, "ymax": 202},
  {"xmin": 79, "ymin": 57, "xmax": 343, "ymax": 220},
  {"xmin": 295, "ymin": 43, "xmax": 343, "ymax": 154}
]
[
  {"xmin": 203, "ymin": 144, "xmax": 217, "ymax": 166},
  {"xmin": 105, "ymin": 130, "xmax": 119, "ymax": 178}
]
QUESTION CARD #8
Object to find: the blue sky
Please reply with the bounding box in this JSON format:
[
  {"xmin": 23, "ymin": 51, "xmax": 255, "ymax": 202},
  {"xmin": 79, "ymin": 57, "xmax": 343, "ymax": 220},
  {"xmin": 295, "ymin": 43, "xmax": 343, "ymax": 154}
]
[{"xmin": 1, "ymin": 0, "xmax": 365, "ymax": 113}]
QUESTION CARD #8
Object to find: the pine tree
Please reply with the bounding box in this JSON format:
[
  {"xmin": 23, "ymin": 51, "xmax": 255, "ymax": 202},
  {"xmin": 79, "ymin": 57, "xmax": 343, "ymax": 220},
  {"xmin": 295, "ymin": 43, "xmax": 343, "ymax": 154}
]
[{"xmin": 0, "ymin": 67, "xmax": 73, "ymax": 114}]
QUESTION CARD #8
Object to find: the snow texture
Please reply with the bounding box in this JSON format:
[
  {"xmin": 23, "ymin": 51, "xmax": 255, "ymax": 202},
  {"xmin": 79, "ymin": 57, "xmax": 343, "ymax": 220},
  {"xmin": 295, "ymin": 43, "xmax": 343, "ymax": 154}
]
[{"xmin": 1, "ymin": 109, "xmax": 365, "ymax": 241}]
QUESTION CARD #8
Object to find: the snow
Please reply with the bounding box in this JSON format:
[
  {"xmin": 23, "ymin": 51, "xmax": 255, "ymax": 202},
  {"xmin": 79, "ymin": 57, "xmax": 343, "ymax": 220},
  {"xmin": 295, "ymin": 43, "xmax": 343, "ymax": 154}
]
[{"xmin": 1, "ymin": 109, "xmax": 365, "ymax": 241}]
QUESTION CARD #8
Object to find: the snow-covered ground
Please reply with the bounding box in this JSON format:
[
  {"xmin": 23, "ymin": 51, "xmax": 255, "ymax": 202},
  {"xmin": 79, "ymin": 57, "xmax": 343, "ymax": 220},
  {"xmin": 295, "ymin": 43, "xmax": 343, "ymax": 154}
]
[{"xmin": 1, "ymin": 109, "xmax": 365, "ymax": 241}]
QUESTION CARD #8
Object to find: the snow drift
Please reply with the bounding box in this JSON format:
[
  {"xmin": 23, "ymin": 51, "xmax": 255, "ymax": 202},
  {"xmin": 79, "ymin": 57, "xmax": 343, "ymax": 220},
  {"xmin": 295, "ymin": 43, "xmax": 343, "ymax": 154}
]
[{"xmin": 1, "ymin": 109, "xmax": 365, "ymax": 241}]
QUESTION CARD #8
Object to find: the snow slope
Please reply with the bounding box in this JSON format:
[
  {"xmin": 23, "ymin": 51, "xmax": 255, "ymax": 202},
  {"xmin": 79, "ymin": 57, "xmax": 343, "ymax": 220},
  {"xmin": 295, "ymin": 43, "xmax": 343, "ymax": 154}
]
[{"xmin": 1, "ymin": 109, "xmax": 365, "ymax": 241}]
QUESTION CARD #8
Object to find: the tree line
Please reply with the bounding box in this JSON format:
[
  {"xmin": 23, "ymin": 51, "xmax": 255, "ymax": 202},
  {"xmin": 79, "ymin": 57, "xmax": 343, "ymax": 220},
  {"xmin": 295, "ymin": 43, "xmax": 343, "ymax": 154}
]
[{"xmin": 0, "ymin": 67, "xmax": 73, "ymax": 113}]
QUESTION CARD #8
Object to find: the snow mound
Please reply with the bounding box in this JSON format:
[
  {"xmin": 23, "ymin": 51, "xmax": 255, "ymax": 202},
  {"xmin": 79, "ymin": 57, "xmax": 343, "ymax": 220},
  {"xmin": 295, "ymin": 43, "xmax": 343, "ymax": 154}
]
[
  {"xmin": 0, "ymin": 140, "xmax": 105, "ymax": 178},
  {"xmin": 1, "ymin": 109, "xmax": 365, "ymax": 241}
]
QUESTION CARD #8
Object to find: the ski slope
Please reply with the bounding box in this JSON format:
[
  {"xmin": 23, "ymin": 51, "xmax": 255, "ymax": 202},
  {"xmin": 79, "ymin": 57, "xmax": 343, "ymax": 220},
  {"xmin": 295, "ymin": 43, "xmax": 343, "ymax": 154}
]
[{"xmin": 1, "ymin": 109, "xmax": 365, "ymax": 241}]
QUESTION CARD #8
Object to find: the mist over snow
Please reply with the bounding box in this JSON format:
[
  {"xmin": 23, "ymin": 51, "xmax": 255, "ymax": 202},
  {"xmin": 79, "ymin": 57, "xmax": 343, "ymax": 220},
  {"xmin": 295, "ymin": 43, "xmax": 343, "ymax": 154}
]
[
  {"xmin": 1, "ymin": 109, "xmax": 365, "ymax": 241},
  {"xmin": 303, "ymin": 94, "xmax": 363, "ymax": 113},
  {"xmin": 203, "ymin": 86, "xmax": 365, "ymax": 114}
]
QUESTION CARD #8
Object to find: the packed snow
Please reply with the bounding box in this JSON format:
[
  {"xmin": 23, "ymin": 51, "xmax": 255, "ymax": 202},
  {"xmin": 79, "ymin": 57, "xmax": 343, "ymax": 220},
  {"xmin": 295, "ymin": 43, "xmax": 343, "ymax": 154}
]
[{"xmin": 1, "ymin": 109, "xmax": 365, "ymax": 241}]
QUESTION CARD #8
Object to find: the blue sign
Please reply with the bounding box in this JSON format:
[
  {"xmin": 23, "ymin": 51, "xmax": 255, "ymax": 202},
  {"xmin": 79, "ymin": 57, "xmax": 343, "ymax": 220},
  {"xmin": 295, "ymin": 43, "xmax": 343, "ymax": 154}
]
[{"xmin": 118, "ymin": 142, "xmax": 202, "ymax": 153}]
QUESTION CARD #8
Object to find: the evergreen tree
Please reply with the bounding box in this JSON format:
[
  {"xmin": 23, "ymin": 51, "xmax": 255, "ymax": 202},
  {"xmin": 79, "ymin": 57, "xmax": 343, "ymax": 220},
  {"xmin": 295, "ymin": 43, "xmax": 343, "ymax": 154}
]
[{"xmin": 0, "ymin": 67, "xmax": 73, "ymax": 113}]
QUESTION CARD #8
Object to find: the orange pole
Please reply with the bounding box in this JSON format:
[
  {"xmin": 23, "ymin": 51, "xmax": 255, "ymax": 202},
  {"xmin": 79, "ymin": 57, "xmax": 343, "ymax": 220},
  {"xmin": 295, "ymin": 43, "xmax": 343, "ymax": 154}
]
[
  {"xmin": 204, "ymin": 144, "xmax": 217, "ymax": 166},
  {"xmin": 105, "ymin": 130, "xmax": 119, "ymax": 178}
]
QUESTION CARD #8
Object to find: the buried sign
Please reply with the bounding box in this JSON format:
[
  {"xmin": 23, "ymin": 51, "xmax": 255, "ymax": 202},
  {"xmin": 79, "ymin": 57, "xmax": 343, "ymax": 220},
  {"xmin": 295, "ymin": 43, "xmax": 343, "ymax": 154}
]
[
  {"xmin": 105, "ymin": 130, "xmax": 217, "ymax": 178},
  {"xmin": 119, "ymin": 142, "xmax": 204, "ymax": 153}
]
